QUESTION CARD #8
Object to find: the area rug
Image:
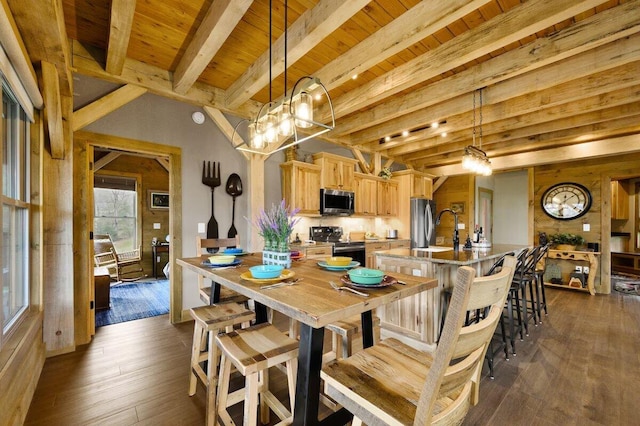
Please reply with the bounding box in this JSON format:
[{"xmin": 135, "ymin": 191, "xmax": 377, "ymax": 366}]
[
  {"xmin": 95, "ymin": 279, "xmax": 169, "ymax": 327},
  {"xmin": 611, "ymin": 274, "xmax": 640, "ymax": 296}
]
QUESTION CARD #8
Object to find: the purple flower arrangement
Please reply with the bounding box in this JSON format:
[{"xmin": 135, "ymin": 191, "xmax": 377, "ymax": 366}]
[{"xmin": 254, "ymin": 200, "xmax": 300, "ymax": 247}]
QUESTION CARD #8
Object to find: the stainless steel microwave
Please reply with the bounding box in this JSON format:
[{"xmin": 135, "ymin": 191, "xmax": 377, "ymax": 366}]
[{"xmin": 320, "ymin": 188, "xmax": 354, "ymax": 216}]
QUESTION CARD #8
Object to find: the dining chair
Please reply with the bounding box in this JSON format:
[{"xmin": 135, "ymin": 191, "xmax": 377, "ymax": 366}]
[
  {"xmin": 196, "ymin": 236, "xmax": 248, "ymax": 305},
  {"xmin": 321, "ymin": 257, "xmax": 515, "ymax": 425}
]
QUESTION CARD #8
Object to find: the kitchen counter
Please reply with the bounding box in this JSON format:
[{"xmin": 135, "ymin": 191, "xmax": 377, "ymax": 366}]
[{"xmin": 373, "ymin": 244, "xmax": 527, "ymax": 348}]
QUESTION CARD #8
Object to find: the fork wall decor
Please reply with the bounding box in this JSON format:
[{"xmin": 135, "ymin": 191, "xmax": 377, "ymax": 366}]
[{"xmin": 201, "ymin": 161, "xmax": 221, "ymax": 246}]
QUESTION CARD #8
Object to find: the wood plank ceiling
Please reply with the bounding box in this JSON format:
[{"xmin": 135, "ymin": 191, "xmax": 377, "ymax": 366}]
[{"xmin": 11, "ymin": 0, "xmax": 640, "ymax": 175}]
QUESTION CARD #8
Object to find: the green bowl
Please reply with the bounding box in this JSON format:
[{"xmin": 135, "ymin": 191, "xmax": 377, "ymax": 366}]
[{"xmin": 347, "ymin": 268, "xmax": 384, "ymax": 285}]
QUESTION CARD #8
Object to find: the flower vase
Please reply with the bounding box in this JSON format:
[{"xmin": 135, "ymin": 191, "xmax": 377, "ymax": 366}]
[
  {"xmin": 277, "ymin": 240, "xmax": 290, "ymax": 253},
  {"xmin": 263, "ymin": 240, "xmax": 292, "ymax": 268}
]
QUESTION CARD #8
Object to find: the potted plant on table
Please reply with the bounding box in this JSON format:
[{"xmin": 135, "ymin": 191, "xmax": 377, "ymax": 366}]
[
  {"xmin": 254, "ymin": 200, "xmax": 300, "ymax": 267},
  {"xmin": 549, "ymin": 233, "xmax": 585, "ymax": 251}
]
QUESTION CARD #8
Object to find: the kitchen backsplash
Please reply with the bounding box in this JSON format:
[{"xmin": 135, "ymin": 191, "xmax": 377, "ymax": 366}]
[{"xmin": 292, "ymin": 216, "xmax": 405, "ymax": 241}]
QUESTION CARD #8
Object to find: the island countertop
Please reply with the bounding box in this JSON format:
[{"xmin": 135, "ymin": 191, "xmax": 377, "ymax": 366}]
[{"xmin": 377, "ymin": 244, "xmax": 528, "ymax": 265}]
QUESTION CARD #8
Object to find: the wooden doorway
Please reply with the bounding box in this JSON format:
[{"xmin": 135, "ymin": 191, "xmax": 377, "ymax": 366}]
[{"xmin": 74, "ymin": 131, "xmax": 183, "ymax": 342}]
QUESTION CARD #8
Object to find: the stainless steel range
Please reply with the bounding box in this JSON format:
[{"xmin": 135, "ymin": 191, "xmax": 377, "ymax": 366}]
[{"xmin": 309, "ymin": 226, "xmax": 366, "ymax": 265}]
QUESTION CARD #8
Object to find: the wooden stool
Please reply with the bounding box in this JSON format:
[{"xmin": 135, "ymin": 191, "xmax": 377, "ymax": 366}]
[
  {"xmin": 216, "ymin": 323, "xmax": 299, "ymax": 426},
  {"xmin": 189, "ymin": 304, "xmax": 255, "ymax": 426},
  {"xmin": 325, "ymin": 315, "xmax": 381, "ymax": 361}
]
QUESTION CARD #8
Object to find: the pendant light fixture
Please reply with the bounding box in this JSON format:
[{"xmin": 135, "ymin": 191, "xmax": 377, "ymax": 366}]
[
  {"xmin": 232, "ymin": 0, "xmax": 335, "ymax": 155},
  {"xmin": 462, "ymin": 88, "xmax": 492, "ymax": 176}
]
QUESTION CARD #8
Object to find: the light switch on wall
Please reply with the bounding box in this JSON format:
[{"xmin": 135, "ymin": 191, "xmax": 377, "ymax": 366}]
[
  {"xmin": 198, "ymin": 223, "xmax": 206, "ymax": 233},
  {"xmin": 457, "ymin": 223, "xmax": 465, "ymax": 230},
  {"xmin": 153, "ymin": 223, "xmax": 161, "ymax": 229},
  {"xmin": 583, "ymin": 223, "xmax": 590, "ymax": 232}
]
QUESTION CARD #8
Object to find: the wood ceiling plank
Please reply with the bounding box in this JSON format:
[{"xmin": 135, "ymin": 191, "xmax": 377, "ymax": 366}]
[
  {"xmin": 41, "ymin": 60, "xmax": 64, "ymax": 159},
  {"xmin": 9, "ymin": 0, "xmax": 73, "ymax": 96},
  {"xmin": 313, "ymin": 0, "xmax": 490, "ymax": 95},
  {"xmin": 105, "ymin": 0, "xmax": 136, "ymax": 75},
  {"xmin": 322, "ymin": 0, "xmax": 608, "ymax": 121},
  {"xmin": 336, "ymin": 2, "xmax": 640, "ymax": 139},
  {"xmin": 173, "ymin": 0, "xmax": 253, "ymax": 95},
  {"xmin": 71, "ymin": 40, "xmax": 261, "ymax": 118},
  {"xmin": 225, "ymin": 0, "xmax": 368, "ymax": 109},
  {"xmin": 72, "ymin": 84, "xmax": 147, "ymax": 131}
]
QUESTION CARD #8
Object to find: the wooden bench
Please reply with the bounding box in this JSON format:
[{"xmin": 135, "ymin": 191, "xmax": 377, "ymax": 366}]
[{"xmin": 94, "ymin": 267, "xmax": 111, "ymax": 311}]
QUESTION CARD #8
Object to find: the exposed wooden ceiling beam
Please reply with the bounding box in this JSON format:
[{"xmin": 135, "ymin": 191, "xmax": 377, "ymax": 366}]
[
  {"xmin": 94, "ymin": 151, "xmax": 122, "ymax": 171},
  {"xmin": 70, "ymin": 40, "xmax": 261, "ymax": 119},
  {"xmin": 336, "ymin": 1, "xmax": 640, "ymax": 139},
  {"xmin": 73, "ymin": 84, "xmax": 147, "ymax": 131},
  {"xmin": 320, "ymin": 0, "xmax": 610, "ymax": 122},
  {"xmin": 8, "ymin": 0, "xmax": 73, "ymax": 96},
  {"xmin": 425, "ymin": 134, "xmax": 640, "ymax": 177},
  {"xmin": 225, "ymin": 0, "xmax": 368, "ymax": 109},
  {"xmin": 105, "ymin": 0, "xmax": 136, "ymax": 75},
  {"xmin": 313, "ymin": 0, "xmax": 491, "ymax": 92},
  {"xmin": 173, "ymin": 0, "xmax": 253, "ymax": 95},
  {"xmin": 156, "ymin": 157, "xmax": 170, "ymax": 172},
  {"xmin": 203, "ymin": 106, "xmax": 249, "ymax": 161},
  {"xmin": 41, "ymin": 60, "xmax": 64, "ymax": 159},
  {"xmin": 350, "ymin": 148, "xmax": 371, "ymax": 175}
]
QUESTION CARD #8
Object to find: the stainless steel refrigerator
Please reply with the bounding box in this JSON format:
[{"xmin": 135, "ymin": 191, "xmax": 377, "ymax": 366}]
[{"xmin": 410, "ymin": 198, "xmax": 436, "ymax": 248}]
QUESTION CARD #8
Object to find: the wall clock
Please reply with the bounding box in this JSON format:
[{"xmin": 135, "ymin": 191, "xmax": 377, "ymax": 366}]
[{"xmin": 541, "ymin": 182, "xmax": 592, "ymax": 220}]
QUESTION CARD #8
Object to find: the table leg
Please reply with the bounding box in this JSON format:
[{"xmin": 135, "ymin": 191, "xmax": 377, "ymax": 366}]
[
  {"xmin": 254, "ymin": 302, "xmax": 269, "ymax": 324},
  {"xmin": 211, "ymin": 281, "xmax": 221, "ymax": 304},
  {"xmin": 361, "ymin": 310, "xmax": 373, "ymax": 348},
  {"xmin": 293, "ymin": 324, "xmax": 324, "ymax": 426}
]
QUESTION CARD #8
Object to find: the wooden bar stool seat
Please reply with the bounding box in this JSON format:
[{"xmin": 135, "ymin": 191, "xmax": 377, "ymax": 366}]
[
  {"xmin": 216, "ymin": 323, "xmax": 299, "ymax": 426},
  {"xmin": 325, "ymin": 315, "xmax": 381, "ymax": 362},
  {"xmin": 189, "ymin": 304, "xmax": 255, "ymax": 426}
]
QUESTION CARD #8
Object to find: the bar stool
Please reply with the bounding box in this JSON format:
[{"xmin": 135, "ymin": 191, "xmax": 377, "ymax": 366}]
[
  {"xmin": 325, "ymin": 315, "xmax": 381, "ymax": 361},
  {"xmin": 216, "ymin": 323, "xmax": 299, "ymax": 426},
  {"xmin": 189, "ymin": 304, "xmax": 255, "ymax": 426}
]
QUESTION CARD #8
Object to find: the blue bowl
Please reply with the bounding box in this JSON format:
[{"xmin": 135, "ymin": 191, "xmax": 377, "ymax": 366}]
[
  {"xmin": 250, "ymin": 265, "xmax": 284, "ymax": 279},
  {"xmin": 348, "ymin": 268, "xmax": 384, "ymax": 285},
  {"xmin": 224, "ymin": 248, "xmax": 243, "ymax": 254}
]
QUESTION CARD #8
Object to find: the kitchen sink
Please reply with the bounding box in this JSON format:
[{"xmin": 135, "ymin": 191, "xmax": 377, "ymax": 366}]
[{"xmin": 413, "ymin": 246, "xmax": 454, "ymax": 253}]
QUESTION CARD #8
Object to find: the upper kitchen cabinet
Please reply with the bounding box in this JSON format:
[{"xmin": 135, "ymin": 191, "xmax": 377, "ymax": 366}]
[
  {"xmin": 313, "ymin": 152, "xmax": 357, "ymax": 191},
  {"xmin": 393, "ymin": 170, "xmax": 434, "ymax": 199},
  {"xmin": 354, "ymin": 173, "xmax": 378, "ymax": 216},
  {"xmin": 611, "ymin": 180, "xmax": 629, "ymax": 220},
  {"xmin": 377, "ymin": 179, "xmax": 399, "ymax": 216},
  {"xmin": 281, "ymin": 161, "xmax": 321, "ymax": 215}
]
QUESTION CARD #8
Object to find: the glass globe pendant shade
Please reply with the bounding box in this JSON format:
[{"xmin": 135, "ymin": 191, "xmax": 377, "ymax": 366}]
[
  {"xmin": 278, "ymin": 102, "xmax": 294, "ymax": 137},
  {"xmin": 294, "ymin": 91, "xmax": 313, "ymax": 128},
  {"xmin": 262, "ymin": 112, "xmax": 278, "ymax": 144}
]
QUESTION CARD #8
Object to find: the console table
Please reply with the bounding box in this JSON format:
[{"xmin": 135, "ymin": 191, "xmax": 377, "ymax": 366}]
[
  {"xmin": 543, "ymin": 249, "xmax": 599, "ymax": 295},
  {"xmin": 151, "ymin": 243, "xmax": 170, "ymax": 278}
]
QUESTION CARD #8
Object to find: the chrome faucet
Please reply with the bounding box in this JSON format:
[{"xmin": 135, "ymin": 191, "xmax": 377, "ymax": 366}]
[{"xmin": 436, "ymin": 208, "xmax": 459, "ymax": 250}]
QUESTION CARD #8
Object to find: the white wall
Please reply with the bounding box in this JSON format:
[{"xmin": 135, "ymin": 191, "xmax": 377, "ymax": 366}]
[{"xmin": 492, "ymin": 170, "xmax": 529, "ymax": 245}]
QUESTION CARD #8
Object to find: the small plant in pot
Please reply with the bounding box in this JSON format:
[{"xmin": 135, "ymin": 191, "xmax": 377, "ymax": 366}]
[{"xmin": 549, "ymin": 233, "xmax": 585, "ymax": 250}]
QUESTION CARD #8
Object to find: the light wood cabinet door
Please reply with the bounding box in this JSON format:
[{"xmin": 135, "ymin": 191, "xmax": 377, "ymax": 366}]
[
  {"xmin": 304, "ymin": 246, "xmax": 333, "ymax": 259},
  {"xmin": 377, "ymin": 180, "xmax": 399, "ymax": 216},
  {"xmin": 388, "ymin": 239, "xmax": 410, "ymax": 249},
  {"xmin": 354, "ymin": 173, "xmax": 377, "ymax": 216},
  {"xmin": 280, "ymin": 161, "xmax": 321, "ymax": 215},
  {"xmin": 611, "ymin": 180, "xmax": 629, "ymax": 220},
  {"xmin": 313, "ymin": 152, "xmax": 357, "ymax": 191},
  {"xmin": 365, "ymin": 241, "xmax": 389, "ymax": 267},
  {"xmin": 413, "ymin": 175, "xmax": 433, "ymax": 198}
]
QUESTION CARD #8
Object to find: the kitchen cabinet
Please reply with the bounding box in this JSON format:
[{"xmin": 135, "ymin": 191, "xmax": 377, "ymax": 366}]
[
  {"xmin": 393, "ymin": 169, "xmax": 434, "ymax": 198},
  {"xmin": 280, "ymin": 161, "xmax": 321, "ymax": 215},
  {"xmin": 611, "ymin": 180, "xmax": 629, "ymax": 220},
  {"xmin": 377, "ymin": 180, "xmax": 398, "ymax": 216},
  {"xmin": 354, "ymin": 173, "xmax": 377, "ymax": 216},
  {"xmin": 303, "ymin": 245, "xmax": 333, "ymax": 260},
  {"xmin": 313, "ymin": 152, "xmax": 357, "ymax": 191},
  {"xmin": 543, "ymin": 249, "xmax": 599, "ymax": 295},
  {"xmin": 365, "ymin": 241, "xmax": 389, "ymax": 268}
]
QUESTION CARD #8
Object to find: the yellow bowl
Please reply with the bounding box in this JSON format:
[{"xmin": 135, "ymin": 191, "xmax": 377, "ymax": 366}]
[
  {"xmin": 209, "ymin": 255, "xmax": 236, "ymax": 265},
  {"xmin": 325, "ymin": 256, "xmax": 353, "ymax": 267}
]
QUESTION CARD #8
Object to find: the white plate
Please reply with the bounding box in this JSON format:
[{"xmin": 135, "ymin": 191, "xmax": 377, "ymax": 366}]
[
  {"xmin": 202, "ymin": 258, "xmax": 242, "ymax": 267},
  {"xmin": 317, "ymin": 261, "xmax": 360, "ymax": 271}
]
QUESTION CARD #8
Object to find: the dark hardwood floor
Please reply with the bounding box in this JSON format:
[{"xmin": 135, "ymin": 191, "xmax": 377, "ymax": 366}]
[{"xmin": 25, "ymin": 288, "xmax": 640, "ymax": 425}]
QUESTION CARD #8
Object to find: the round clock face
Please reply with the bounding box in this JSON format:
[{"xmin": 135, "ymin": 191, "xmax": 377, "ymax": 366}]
[{"xmin": 541, "ymin": 182, "xmax": 592, "ymax": 220}]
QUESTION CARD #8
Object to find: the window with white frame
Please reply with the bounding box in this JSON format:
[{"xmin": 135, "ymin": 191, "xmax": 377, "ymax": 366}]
[{"xmin": 2, "ymin": 78, "xmax": 30, "ymax": 337}]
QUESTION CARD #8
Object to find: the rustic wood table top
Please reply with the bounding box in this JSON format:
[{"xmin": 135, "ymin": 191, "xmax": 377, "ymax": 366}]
[{"xmin": 177, "ymin": 253, "xmax": 437, "ymax": 329}]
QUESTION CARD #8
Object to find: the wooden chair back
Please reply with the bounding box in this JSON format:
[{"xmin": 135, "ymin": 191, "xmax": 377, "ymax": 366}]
[
  {"xmin": 415, "ymin": 256, "xmax": 516, "ymax": 425},
  {"xmin": 195, "ymin": 235, "xmax": 241, "ymax": 304}
]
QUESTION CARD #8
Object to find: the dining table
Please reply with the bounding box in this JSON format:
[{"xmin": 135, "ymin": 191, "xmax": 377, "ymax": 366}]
[{"xmin": 176, "ymin": 253, "xmax": 438, "ymax": 426}]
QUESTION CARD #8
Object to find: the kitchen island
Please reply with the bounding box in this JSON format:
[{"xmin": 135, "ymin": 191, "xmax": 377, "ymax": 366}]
[{"xmin": 374, "ymin": 244, "xmax": 528, "ymax": 348}]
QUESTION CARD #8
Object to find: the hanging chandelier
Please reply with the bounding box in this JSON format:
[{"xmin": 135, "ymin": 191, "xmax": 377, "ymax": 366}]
[
  {"xmin": 462, "ymin": 88, "xmax": 492, "ymax": 176},
  {"xmin": 232, "ymin": 0, "xmax": 335, "ymax": 155}
]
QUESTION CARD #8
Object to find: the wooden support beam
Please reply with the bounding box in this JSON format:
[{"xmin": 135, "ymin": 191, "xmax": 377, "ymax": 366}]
[
  {"xmin": 203, "ymin": 106, "xmax": 250, "ymax": 161},
  {"xmin": 350, "ymin": 148, "xmax": 370, "ymax": 174},
  {"xmin": 433, "ymin": 177, "xmax": 447, "ymax": 193},
  {"xmin": 105, "ymin": 0, "xmax": 136, "ymax": 75},
  {"xmin": 156, "ymin": 157, "xmax": 170, "ymax": 172},
  {"xmin": 73, "ymin": 84, "xmax": 147, "ymax": 131},
  {"xmin": 225, "ymin": 0, "xmax": 368, "ymax": 108},
  {"xmin": 41, "ymin": 61, "xmax": 64, "ymax": 159},
  {"xmin": 173, "ymin": 0, "xmax": 252, "ymax": 95},
  {"xmin": 94, "ymin": 152, "xmax": 121, "ymax": 171}
]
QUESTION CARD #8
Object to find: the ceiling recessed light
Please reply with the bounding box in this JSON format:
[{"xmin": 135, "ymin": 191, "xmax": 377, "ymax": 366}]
[
  {"xmin": 352, "ymin": 74, "xmax": 358, "ymax": 80},
  {"xmin": 192, "ymin": 111, "xmax": 205, "ymax": 124},
  {"xmin": 431, "ymin": 122, "xmax": 439, "ymax": 129},
  {"xmin": 385, "ymin": 136, "xmax": 391, "ymax": 142},
  {"xmin": 402, "ymin": 130, "xmax": 409, "ymax": 137},
  {"xmin": 441, "ymin": 131, "xmax": 447, "ymax": 137}
]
